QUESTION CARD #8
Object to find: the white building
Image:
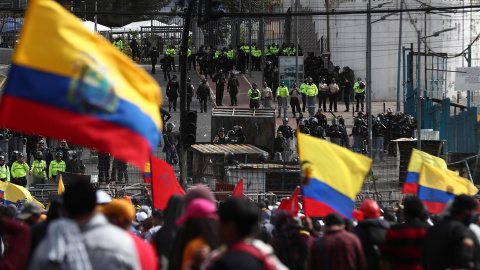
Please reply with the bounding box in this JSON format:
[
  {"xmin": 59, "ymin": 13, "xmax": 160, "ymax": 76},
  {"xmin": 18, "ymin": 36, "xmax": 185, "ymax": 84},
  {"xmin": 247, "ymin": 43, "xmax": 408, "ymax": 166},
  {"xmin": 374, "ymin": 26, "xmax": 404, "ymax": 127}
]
[{"xmin": 294, "ymin": 0, "xmax": 480, "ymax": 102}]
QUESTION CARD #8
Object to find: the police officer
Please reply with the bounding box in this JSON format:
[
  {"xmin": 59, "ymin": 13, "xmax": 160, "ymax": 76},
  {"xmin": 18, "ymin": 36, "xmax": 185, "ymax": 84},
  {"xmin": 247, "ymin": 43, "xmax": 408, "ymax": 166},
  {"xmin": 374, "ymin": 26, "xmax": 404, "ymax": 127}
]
[
  {"xmin": 166, "ymin": 45, "xmax": 177, "ymax": 72},
  {"xmin": 299, "ymin": 79, "xmax": 307, "ymax": 112},
  {"xmin": 309, "ymin": 117, "xmax": 326, "ymax": 139},
  {"xmin": 97, "ymin": 152, "xmax": 110, "ymax": 183},
  {"xmin": 11, "ymin": 153, "xmax": 29, "ymax": 187},
  {"xmin": 227, "ymin": 72, "xmax": 239, "ymax": 106},
  {"xmin": 213, "ymin": 69, "xmax": 226, "ymax": 106},
  {"xmin": 327, "ymin": 119, "xmax": 343, "ymax": 146},
  {"xmin": 247, "ymin": 83, "xmax": 261, "ymax": 109},
  {"xmin": 30, "ymin": 151, "xmax": 47, "ymax": 185},
  {"xmin": 277, "ymin": 117, "xmax": 294, "ymax": 160},
  {"xmin": 49, "ymin": 152, "xmax": 65, "ymax": 181},
  {"xmin": 66, "ymin": 151, "xmax": 86, "ymax": 175},
  {"xmin": 276, "ymin": 81, "xmax": 289, "ymax": 118},
  {"xmin": 298, "ymin": 118, "xmax": 310, "ymax": 135},
  {"xmin": 251, "ymin": 43, "xmax": 262, "ymax": 71},
  {"xmin": 339, "ymin": 117, "xmax": 350, "ymax": 148},
  {"xmin": 0, "ymin": 155, "xmax": 10, "ymax": 182},
  {"xmin": 354, "ymin": 77, "xmax": 366, "ymax": 112},
  {"xmin": 160, "ymin": 53, "xmax": 171, "ymax": 81},
  {"xmin": 318, "ymin": 78, "xmax": 328, "ymax": 112},
  {"xmin": 0, "ymin": 129, "xmax": 9, "ymax": 163},
  {"xmin": 304, "ymin": 77, "xmax": 319, "ymax": 117},
  {"xmin": 196, "ymin": 78, "xmax": 210, "ymax": 113},
  {"xmin": 186, "ymin": 77, "xmax": 195, "ymax": 111},
  {"xmin": 150, "ymin": 46, "xmax": 160, "ymax": 74},
  {"xmin": 328, "ymin": 79, "xmax": 340, "ymax": 113},
  {"xmin": 213, "ymin": 127, "xmax": 228, "ymax": 143},
  {"xmin": 111, "ymin": 157, "xmax": 128, "ymax": 183},
  {"xmin": 166, "ymin": 75, "xmax": 180, "ymax": 112},
  {"xmin": 233, "ymin": 126, "xmax": 246, "ymax": 143},
  {"xmin": 163, "ymin": 123, "xmax": 179, "ymax": 166},
  {"xmin": 273, "ymin": 131, "xmax": 287, "ymax": 160}
]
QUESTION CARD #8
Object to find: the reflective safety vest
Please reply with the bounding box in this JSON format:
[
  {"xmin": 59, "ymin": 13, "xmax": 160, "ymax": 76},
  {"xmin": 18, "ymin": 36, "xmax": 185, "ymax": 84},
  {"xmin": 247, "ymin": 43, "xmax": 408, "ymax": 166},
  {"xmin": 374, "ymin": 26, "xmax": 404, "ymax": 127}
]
[
  {"xmin": 251, "ymin": 48, "xmax": 262, "ymax": 57},
  {"xmin": 214, "ymin": 51, "xmax": 220, "ymax": 59},
  {"xmin": 287, "ymin": 47, "xmax": 296, "ymax": 56},
  {"xmin": 354, "ymin": 81, "xmax": 366, "ymax": 93},
  {"xmin": 248, "ymin": 88, "xmax": 261, "ymax": 100},
  {"xmin": 31, "ymin": 160, "xmax": 47, "ymax": 178},
  {"xmin": 0, "ymin": 164, "xmax": 10, "ymax": 181},
  {"xmin": 113, "ymin": 40, "xmax": 123, "ymax": 50},
  {"xmin": 304, "ymin": 83, "xmax": 319, "ymax": 96},
  {"xmin": 265, "ymin": 48, "xmax": 272, "ymax": 56},
  {"xmin": 187, "ymin": 49, "xmax": 191, "ymax": 57},
  {"xmin": 227, "ymin": 50, "xmax": 235, "ymax": 59},
  {"xmin": 299, "ymin": 83, "xmax": 307, "ymax": 94},
  {"xmin": 241, "ymin": 46, "xmax": 250, "ymax": 53},
  {"xmin": 49, "ymin": 159, "xmax": 66, "ymax": 178},
  {"xmin": 270, "ymin": 46, "xmax": 279, "ymax": 55},
  {"xmin": 277, "ymin": 86, "xmax": 289, "ymax": 97},
  {"xmin": 166, "ymin": 48, "xmax": 176, "ymax": 57},
  {"xmin": 11, "ymin": 161, "xmax": 29, "ymax": 178}
]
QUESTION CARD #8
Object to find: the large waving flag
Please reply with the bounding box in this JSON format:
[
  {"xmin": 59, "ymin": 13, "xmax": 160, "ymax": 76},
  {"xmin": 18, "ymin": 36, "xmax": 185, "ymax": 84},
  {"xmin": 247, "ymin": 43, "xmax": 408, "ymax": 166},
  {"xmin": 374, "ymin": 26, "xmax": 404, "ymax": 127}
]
[
  {"xmin": 0, "ymin": 181, "xmax": 44, "ymax": 209},
  {"xmin": 277, "ymin": 187, "xmax": 301, "ymax": 216},
  {"xmin": 0, "ymin": 0, "xmax": 161, "ymax": 168},
  {"xmin": 150, "ymin": 156, "xmax": 185, "ymax": 210},
  {"xmin": 298, "ymin": 132, "xmax": 372, "ymax": 219},
  {"xmin": 402, "ymin": 149, "xmax": 447, "ymax": 194},
  {"xmin": 418, "ymin": 162, "xmax": 478, "ymax": 214}
]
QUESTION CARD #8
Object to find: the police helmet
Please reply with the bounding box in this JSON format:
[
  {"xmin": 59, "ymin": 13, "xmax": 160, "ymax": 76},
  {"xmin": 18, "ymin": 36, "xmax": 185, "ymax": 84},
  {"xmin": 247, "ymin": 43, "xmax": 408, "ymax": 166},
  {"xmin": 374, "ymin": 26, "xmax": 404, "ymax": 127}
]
[
  {"xmin": 201, "ymin": 78, "xmax": 207, "ymax": 83},
  {"xmin": 199, "ymin": 177, "xmax": 207, "ymax": 184},
  {"xmin": 219, "ymin": 127, "xmax": 225, "ymax": 133},
  {"xmin": 282, "ymin": 117, "xmax": 289, "ymax": 123},
  {"xmin": 258, "ymin": 153, "xmax": 269, "ymax": 163},
  {"xmin": 225, "ymin": 151, "xmax": 234, "ymax": 160},
  {"xmin": 68, "ymin": 150, "xmax": 77, "ymax": 158},
  {"xmin": 357, "ymin": 77, "xmax": 362, "ymax": 81},
  {"xmin": 11, "ymin": 150, "xmax": 19, "ymax": 160},
  {"xmin": 290, "ymin": 157, "xmax": 300, "ymax": 163},
  {"xmin": 35, "ymin": 151, "xmax": 42, "ymax": 158},
  {"xmin": 167, "ymin": 123, "xmax": 175, "ymax": 130},
  {"xmin": 274, "ymin": 152, "xmax": 283, "ymax": 161},
  {"xmin": 307, "ymin": 77, "xmax": 313, "ymax": 82},
  {"xmin": 187, "ymin": 77, "xmax": 191, "ymax": 82},
  {"xmin": 227, "ymin": 130, "xmax": 235, "ymax": 137},
  {"xmin": 299, "ymin": 118, "xmax": 307, "ymax": 127},
  {"xmin": 38, "ymin": 140, "xmax": 45, "ymax": 145},
  {"xmin": 395, "ymin": 111, "xmax": 403, "ymax": 117},
  {"xmin": 252, "ymin": 83, "xmax": 258, "ymax": 87},
  {"xmin": 266, "ymin": 61, "xmax": 272, "ymax": 66},
  {"xmin": 309, "ymin": 117, "xmax": 318, "ymax": 126},
  {"xmin": 332, "ymin": 118, "xmax": 339, "ymax": 126},
  {"xmin": 55, "ymin": 152, "xmax": 63, "ymax": 157},
  {"xmin": 386, "ymin": 108, "xmax": 394, "ymax": 113},
  {"xmin": 339, "ymin": 117, "xmax": 345, "ymax": 125},
  {"xmin": 318, "ymin": 108, "xmax": 323, "ymax": 113},
  {"xmin": 172, "ymin": 74, "xmax": 178, "ymax": 79},
  {"xmin": 354, "ymin": 118, "xmax": 362, "ymax": 126},
  {"xmin": 0, "ymin": 155, "xmax": 4, "ymax": 161},
  {"xmin": 335, "ymin": 65, "xmax": 340, "ymax": 70},
  {"xmin": 376, "ymin": 113, "xmax": 385, "ymax": 122},
  {"xmin": 234, "ymin": 125, "xmax": 242, "ymax": 132}
]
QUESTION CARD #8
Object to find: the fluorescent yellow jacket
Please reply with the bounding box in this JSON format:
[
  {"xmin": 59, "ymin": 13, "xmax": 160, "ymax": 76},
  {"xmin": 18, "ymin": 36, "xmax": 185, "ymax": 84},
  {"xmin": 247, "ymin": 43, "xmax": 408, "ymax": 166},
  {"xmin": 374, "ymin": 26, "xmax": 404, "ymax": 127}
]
[
  {"xmin": 0, "ymin": 164, "xmax": 10, "ymax": 181},
  {"xmin": 304, "ymin": 83, "xmax": 319, "ymax": 96},
  {"xmin": 31, "ymin": 160, "xmax": 47, "ymax": 178},
  {"xmin": 49, "ymin": 159, "xmax": 66, "ymax": 178},
  {"xmin": 277, "ymin": 86, "xmax": 289, "ymax": 97},
  {"xmin": 11, "ymin": 161, "xmax": 29, "ymax": 178}
]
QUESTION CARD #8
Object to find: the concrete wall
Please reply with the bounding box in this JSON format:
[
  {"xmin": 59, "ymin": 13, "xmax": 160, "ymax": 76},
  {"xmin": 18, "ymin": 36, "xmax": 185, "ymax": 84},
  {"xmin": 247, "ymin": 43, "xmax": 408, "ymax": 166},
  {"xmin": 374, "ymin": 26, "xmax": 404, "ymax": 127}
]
[{"xmin": 296, "ymin": 0, "xmax": 480, "ymax": 101}]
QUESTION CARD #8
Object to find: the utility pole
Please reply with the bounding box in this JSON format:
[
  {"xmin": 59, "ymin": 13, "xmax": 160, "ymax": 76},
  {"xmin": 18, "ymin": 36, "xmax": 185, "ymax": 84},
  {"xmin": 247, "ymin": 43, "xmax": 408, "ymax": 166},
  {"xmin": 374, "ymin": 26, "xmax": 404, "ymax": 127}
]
[
  {"xmin": 396, "ymin": 0, "xmax": 403, "ymax": 112},
  {"xmin": 417, "ymin": 29, "xmax": 422, "ymax": 150},
  {"xmin": 179, "ymin": 0, "xmax": 195, "ymax": 183},
  {"xmin": 366, "ymin": 0, "xmax": 372, "ymax": 158},
  {"xmin": 295, "ymin": 0, "xmax": 299, "ymax": 84},
  {"xmin": 94, "ymin": 1, "xmax": 97, "ymax": 32},
  {"xmin": 261, "ymin": 0, "xmax": 265, "ymax": 85}
]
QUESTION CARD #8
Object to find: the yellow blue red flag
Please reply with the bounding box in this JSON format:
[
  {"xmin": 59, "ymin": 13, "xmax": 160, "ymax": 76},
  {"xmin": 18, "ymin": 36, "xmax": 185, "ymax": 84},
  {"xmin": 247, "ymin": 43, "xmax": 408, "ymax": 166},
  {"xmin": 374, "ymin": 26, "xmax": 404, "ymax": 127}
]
[
  {"xmin": 402, "ymin": 149, "xmax": 448, "ymax": 194},
  {"xmin": 418, "ymin": 162, "xmax": 478, "ymax": 214},
  {"xmin": 297, "ymin": 132, "xmax": 372, "ymax": 219},
  {"xmin": 0, "ymin": 181, "xmax": 44, "ymax": 209},
  {"xmin": 0, "ymin": 0, "xmax": 162, "ymax": 168}
]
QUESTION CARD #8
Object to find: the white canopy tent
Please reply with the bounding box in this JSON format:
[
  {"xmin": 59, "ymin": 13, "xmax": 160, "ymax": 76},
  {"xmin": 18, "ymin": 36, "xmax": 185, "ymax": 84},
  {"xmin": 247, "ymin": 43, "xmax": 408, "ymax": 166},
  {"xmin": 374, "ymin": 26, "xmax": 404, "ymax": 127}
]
[
  {"xmin": 82, "ymin": 20, "xmax": 111, "ymax": 33},
  {"xmin": 112, "ymin": 20, "xmax": 174, "ymax": 34}
]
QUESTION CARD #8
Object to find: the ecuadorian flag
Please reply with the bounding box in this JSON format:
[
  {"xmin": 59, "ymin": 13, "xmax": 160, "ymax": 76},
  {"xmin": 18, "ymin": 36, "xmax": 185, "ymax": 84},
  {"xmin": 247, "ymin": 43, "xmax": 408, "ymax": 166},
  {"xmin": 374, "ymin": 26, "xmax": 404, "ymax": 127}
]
[
  {"xmin": 0, "ymin": 0, "xmax": 162, "ymax": 168},
  {"xmin": 298, "ymin": 132, "xmax": 372, "ymax": 219},
  {"xmin": 144, "ymin": 161, "xmax": 152, "ymax": 183},
  {"xmin": 0, "ymin": 181, "xmax": 44, "ymax": 209},
  {"xmin": 418, "ymin": 162, "xmax": 478, "ymax": 214},
  {"xmin": 402, "ymin": 149, "xmax": 447, "ymax": 194}
]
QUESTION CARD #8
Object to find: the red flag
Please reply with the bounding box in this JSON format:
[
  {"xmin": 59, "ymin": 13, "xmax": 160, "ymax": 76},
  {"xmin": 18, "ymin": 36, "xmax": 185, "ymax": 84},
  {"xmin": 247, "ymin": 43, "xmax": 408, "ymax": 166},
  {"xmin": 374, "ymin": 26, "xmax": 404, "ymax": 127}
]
[
  {"xmin": 150, "ymin": 156, "xmax": 185, "ymax": 210},
  {"xmin": 232, "ymin": 179, "xmax": 244, "ymax": 198},
  {"xmin": 277, "ymin": 187, "xmax": 300, "ymax": 216}
]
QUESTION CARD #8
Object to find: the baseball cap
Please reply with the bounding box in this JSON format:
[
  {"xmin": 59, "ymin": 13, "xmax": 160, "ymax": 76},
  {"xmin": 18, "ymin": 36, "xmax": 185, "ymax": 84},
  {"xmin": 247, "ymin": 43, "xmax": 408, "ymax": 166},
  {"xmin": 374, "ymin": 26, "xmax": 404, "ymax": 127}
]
[
  {"xmin": 100, "ymin": 199, "xmax": 136, "ymax": 222},
  {"xmin": 176, "ymin": 198, "xmax": 218, "ymax": 225},
  {"xmin": 96, "ymin": 190, "xmax": 112, "ymax": 205},
  {"xmin": 136, "ymin": 212, "xmax": 148, "ymax": 223},
  {"xmin": 16, "ymin": 202, "xmax": 42, "ymax": 220}
]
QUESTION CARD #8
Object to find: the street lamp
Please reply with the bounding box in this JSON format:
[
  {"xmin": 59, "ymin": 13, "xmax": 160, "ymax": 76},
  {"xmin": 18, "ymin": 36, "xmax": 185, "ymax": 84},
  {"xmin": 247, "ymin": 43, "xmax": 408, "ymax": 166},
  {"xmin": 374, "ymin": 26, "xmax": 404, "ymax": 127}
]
[{"xmin": 416, "ymin": 27, "xmax": 455, "ymax": 150}]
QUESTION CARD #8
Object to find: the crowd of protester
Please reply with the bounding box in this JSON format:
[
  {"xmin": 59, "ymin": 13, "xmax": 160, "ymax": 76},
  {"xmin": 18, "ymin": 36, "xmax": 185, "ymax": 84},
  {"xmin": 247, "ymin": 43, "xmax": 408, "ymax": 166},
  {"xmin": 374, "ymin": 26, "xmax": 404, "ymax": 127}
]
[{"xmin": 1, "ymin": 178, "xmax": 480, "ymax": 270}]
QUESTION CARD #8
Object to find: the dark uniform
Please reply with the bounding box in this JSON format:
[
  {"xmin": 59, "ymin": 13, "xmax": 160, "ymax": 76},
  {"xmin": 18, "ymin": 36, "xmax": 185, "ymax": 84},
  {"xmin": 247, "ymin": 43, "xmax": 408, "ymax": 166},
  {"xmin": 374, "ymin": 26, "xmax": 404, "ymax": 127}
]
[
  {"xmin": 213, "ymin": 71, "xmax": 226, "ymax": 106},
  {"xmin": 65, "ymin": 154, "xmax": 86, "ymax": 174},
  {"xmin": 160, "ymin": 54, "xmax": 171, "ymax": 81},
  {"xmin": 186, "ymin": 79, "xmax": 195, "ymax": 111},
  {"xmin": 97, "ymin": 153, "xmax": 110, "ymax": 183},
  {"xmin": 196, "ymin": 79, "xmax": 210, "ymax": 113},
  {"xmin": 111, "ymin": 158, "xmax": 128, "ymax": 182},
  {"xmin": 227, "ymin": 74, "xmax": 239, "ymax": 106},
  {"xmin": 166, "ymin": 76, "xmax": 180, "ymax": 111},
  {"xmin": 150, "ymin": 47, "xmax": 160, "ymax": 74}
]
